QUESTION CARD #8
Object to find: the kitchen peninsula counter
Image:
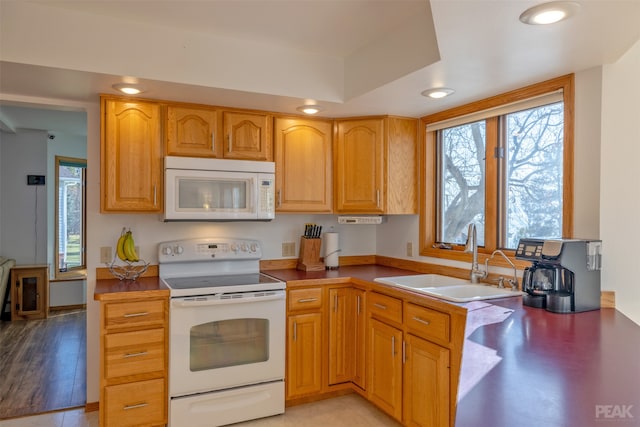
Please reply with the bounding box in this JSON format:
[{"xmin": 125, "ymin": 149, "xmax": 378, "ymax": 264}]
[{"xmin": 265, "ymin": 266, "xmax": 640, "ymax": 427}]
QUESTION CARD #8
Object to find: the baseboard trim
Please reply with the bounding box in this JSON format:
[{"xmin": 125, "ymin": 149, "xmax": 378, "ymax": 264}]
[
  {"xmin": 49, "ymin": 304, "xmax": 86, "ymax": 312},
  {"xmin": 85, "ymin": 401, "xmax": 99, "ymax": 412}
]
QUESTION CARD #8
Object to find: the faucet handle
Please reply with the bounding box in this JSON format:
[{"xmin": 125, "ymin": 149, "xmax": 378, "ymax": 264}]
[{"xmin": 496, "ymin": 276, "xmax": 505, "ymax": 288}]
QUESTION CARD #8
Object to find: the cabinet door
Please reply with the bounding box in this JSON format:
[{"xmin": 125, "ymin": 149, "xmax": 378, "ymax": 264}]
[
  {"xmin": 353, "ymin": 289, "xmax": 366, "ymax": 390},
  {"xmin": 223, "ymin": 111, "xmax": 273, "ymax": 161},
  {"xmin": 328, "ymin": 288, "xmax": 354, "ymax": 385},
  {"xmin": 166, "ymin": 106, "xmax": 220, "ymax": 158},
  {"xmin": 368, "ymin": 318, "xmax": 402, "ymax": 421},
  {"xmin": 404, "ymin": 334, "xmax": 450, "ymax": 427},
  {"xmin": 287, "ymin": 312, "xmax": 322, "ymax": 398},
  {"xmin": 101, "ymin": 98, "xmax": 162, "ymax": 212},
  {"xmin": 274, "ymin": 118, "xmax": 332, "ymax": 212},
  {"xmin": 335, "ymin": 119, "xmax": 384, "ymax": 213},
  {"xmin": 11, "ymin": 267, "xmax": 48, "ymax": 320}
]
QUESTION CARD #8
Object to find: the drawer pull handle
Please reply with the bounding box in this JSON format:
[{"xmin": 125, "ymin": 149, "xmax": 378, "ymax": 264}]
[
  {"xmin": 124, "ymin": 403, "xmax": 148, "ymax": 410},
  {"xmin": 374, "ymin": 303, "xmax": 387, "ymax": 310},
  {"xmin": 123, "ymin": 312, "xmax": 149, "ymax": 318},
  {"xmin": 412, "ymin": 316, "xmax": 431, "ymax": 326},
  {"xmin": 123, "ymin": 351, "xmax": 148, "ymax": 358},
  {"xmin": 298, "ymin": 298, "xmax": 317, "ymax": 303}
]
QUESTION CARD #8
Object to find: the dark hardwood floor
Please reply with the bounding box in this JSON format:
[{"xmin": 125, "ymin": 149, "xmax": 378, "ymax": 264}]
[{"xmin": 0, "ymin": 309, "xmax": 86, "ymax": 420}]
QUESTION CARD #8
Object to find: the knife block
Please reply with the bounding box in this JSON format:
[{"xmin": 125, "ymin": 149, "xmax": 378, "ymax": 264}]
[{"xmin": 296, "ymin": 237, "xmax": 324, "ymax": 271}]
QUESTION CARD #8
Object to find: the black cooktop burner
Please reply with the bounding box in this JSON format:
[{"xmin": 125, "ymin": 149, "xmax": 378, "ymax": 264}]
[{"xmin": 164, "ymin": 273, "xmax": 282, "ymax": 290}]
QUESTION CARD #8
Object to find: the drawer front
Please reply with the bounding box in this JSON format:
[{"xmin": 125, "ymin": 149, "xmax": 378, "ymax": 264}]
[
  {"xmin": 105, "ymin": 299, "xmax": 166, "ymax": 330},
  {"xmin": 405, "ymin": 303, "xmax": 450, "ymax": 344},
  {"xmin": 105, "ymin": 328, "xmax": 165, "ymax": 379},
  {"xmin": 368, "ymin": 292, "xmax": 402, "ymax": 324},
  {"xmin": 104, "ymin": 378, "xmax": 166, "ymax": 427},
  {"xmin": 288, "ymin": 288, "xmax": 323, "ymax": 311}
]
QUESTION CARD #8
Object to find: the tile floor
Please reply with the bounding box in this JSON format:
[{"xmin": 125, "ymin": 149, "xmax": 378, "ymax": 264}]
[{"xmin": 0, "ymin": 394, "xmax": 400, "ymax": 427}]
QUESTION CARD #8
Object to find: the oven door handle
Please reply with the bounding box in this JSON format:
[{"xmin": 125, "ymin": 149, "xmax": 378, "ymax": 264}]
[{"xmin": 172, "ymin": 292, "xmax": 285, "ymax": 307}]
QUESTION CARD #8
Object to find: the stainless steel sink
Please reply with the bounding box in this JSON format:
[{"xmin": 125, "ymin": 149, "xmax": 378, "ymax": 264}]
[{"xmin": 374, "ymin": 274, "xmax": 523, "ymax": 302}]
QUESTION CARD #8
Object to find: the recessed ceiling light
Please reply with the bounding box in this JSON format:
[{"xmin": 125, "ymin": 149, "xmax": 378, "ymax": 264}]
[
  {"xmin": 296, "ymin": 105, "xmax": 323, "ymax": 115},
  {"xmin": 112, "ymin": 83, "xmax": 144, "ymax": 95},
  {"xmin": 421, "ymin": 88, "xmax": 455, "ymax": 99},
  {"xmin": 519, "ymin": 1, "xmax": 580, "ymax": 25}
]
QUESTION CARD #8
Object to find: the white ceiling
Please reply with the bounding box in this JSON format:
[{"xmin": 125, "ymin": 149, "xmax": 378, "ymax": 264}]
[{"xmin": 1, "ymin": 0, "xmax": 639, "ymax": 138}]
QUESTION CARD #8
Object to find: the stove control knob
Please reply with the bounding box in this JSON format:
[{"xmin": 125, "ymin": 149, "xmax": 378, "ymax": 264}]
[
  {"xmin": 250, "ymin": 243, "xmax": 258, "ymax": 252},
  {"xmin": 175, "ymin": 245, "xmax": 184, "ymax": 255},
  {"xmin": 240, "ymin": 243, "xmax": 248, "ymax": 252},
  {"xmin": 162, "ymin": 246, "xmax": 172, "ymax": 256},
  {"xmin": 230, "ymin": 243, "xmax": 239, "ymax": 253}
]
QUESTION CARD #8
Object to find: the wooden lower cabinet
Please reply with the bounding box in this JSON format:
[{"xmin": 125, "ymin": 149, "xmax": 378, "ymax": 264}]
[
  {"xmin": 404, "ymin": 334, "xmax": 450, "ymax": 427},
  {"xmin": 98, "ymin": 297, "xmax": 168, "ymax": 427},
  {"xmin": 328, "ymin": 287, "xmax": 354, "ymax": 385},
  {"xmin": 353, "ymin": 289, "xmax": 366, "ymax": 389},
  {"xmin": 104, "ymin": 378, "xmax": 166, "ymax": 427},
  {"xmin": 287, "ymin": 312, "xmax": 323, "ymax": 398},
  {"xmin": 368, "ymin": 318, "xmax": 403, "ymax": 421},
  {"xmin": 285, "ymin": 283, "xmax": 461, "ymax": 427}
]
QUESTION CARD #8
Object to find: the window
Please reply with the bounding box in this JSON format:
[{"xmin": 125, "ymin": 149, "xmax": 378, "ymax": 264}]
[
  {"xmin": 55, "ymin": 156, "xmax": 87, "ymax": 278},
  {"xmin": 420, "ymin": 75, "xmax": 574, "ymax": 260}
]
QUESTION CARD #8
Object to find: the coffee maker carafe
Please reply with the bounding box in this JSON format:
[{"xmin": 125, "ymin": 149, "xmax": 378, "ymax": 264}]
[{"xmin": 515, "ymin": 238, "xmax": 602, "ymax": 313}]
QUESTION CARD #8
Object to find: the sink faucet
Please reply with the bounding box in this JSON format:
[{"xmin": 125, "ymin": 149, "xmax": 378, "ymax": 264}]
[
  {"xmin": 484, "ymin": 249, "xmax": 519, "ymax": 291},
  {"xmin": 464, "ymin": 223, "xmax": 486, "ymax": 284}
]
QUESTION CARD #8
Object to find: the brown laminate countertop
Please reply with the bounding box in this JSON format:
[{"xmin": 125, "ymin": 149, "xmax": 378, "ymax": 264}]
[
  {"xmin": 265, "ymin": 265, "xmax": 640, "ymax": 427},
  {"xmin": 94, "ymin": 276, "xmax": 169, "ymax": 301}
]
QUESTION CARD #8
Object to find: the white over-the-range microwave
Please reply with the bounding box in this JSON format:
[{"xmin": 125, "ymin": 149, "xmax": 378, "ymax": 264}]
[{"xmin": 164, "ymin": 156, "xmax": 275, "ymax": 221}]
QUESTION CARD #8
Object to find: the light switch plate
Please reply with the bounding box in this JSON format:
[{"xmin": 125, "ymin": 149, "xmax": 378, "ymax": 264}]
[
  {"xmin": 406, "ymin": 242, "xmax": 413, "ymax": 257},
  {"xmin": 282, "ymin": 242, "xmax": 295, "ymax": 257},
  {"xmin": 100, "ymin": 246, "xmax": 112, "ymax": 264}
]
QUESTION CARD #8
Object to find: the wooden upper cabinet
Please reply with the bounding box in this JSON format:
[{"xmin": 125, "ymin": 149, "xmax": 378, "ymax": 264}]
[
  {"xmin": 274, "ymin": 117, "xmax": 332, "ymax": 213},
  {"xmin": 166, "ymin": 105, "xmax": 221, "ymax": 158},
  {"xmin": 101, "ymin": 97, "xmax": 162, "ymax": 212},
  {"xmin": 223, "ymin": 111, "xmax": 273, "ymax": 161},
  {"xmin": 335, "ymin": 117, "xmax": 417, "ymax": 214},
  {"xmin": 335, "ymin": 118, "xmax": 384, "ymax": 213}
]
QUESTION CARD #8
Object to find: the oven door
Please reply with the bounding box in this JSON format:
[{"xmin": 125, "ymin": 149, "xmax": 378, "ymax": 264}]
[{"xmin": 169, "ymin": 290, "xmax": 285, "ymax": 397}]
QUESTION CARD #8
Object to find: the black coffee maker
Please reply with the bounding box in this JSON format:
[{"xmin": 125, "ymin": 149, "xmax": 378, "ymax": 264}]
[{"xmin": 515, "ymin": 238, "xmax": 602, "ymax": 313}]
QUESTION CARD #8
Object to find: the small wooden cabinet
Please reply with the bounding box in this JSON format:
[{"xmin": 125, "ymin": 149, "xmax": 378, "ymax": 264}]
[
  {"xmin": 223, "ymin": 111, "xmax": 273, "ymax": 161},
  {"xmin": 98, "ymin": 297, "xmax": 168, "ymax": 427},
  {"xmin": 101, "ymin": 96, "xmax": 163, "ymax": 213},
  {"xmin": 166, "ymin": 105, "xmax": 220, "ymax": 158},
  {"xmin": 10, "ymin": 265, "xmax": 48, "ymax": 320},
  {"xmin": 274, "ymin": 117, "xmax": 333, "ymax": 212},
  {"xmin": 334, "ymin": 116, "xmax": 417, "ymax": 214},
  {"xmin": 286, "ymin": 287, "xmax": 323, "ymax": 399}
]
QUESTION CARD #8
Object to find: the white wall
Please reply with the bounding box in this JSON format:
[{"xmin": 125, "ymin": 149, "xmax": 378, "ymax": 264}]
[
  {"xmin": 601, "ymin": 39, "xmax": 640, "ymax": 325},
  {"xmin": 0, "ymin": 130, "xmax": 48, "ymax": 264}
]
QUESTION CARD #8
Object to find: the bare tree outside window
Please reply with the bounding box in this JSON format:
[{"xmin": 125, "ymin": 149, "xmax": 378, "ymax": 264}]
[
  {"xmin": 438, "ymin": 102, "xmax": 563, "ymax": 249},
  {"xmin": 506, "ymin": 102, "xmax": 564, "ymax": 247},
  {"xmin": 440, "ymin": 121, "xmax": 486, "ymax": 245}
]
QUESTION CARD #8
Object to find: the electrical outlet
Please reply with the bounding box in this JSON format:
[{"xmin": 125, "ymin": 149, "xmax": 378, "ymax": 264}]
[
  {"xmin": 100, "ymin": 246, "xmax": 112, "ymax": 264},
  {"xmin": 406, "ymin": 241, "xmax": 413, "ymax": 257},
  {"xmin": 282, "ymin": 242, "xmax": 295, "ymax": 257}
]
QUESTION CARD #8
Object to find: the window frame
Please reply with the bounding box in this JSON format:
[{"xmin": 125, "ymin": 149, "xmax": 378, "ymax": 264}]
[
  {"xmin": 419, "ymin": 74, "xmax": 574, "ymax": 265},
  {"xmin": 54, "ymin": 155, "xmax": 87, "ymax": 279}
]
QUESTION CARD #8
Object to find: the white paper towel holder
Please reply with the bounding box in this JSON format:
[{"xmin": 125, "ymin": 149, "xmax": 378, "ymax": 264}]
[{"xmin": 324, "ymin": 232, "xmax": 341, "ymax": 270}]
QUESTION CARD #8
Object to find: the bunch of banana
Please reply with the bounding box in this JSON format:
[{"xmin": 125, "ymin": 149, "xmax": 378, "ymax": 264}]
[{"xmin": 116, "ymin": 228, "xmax": 139, "ymax": 263}]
